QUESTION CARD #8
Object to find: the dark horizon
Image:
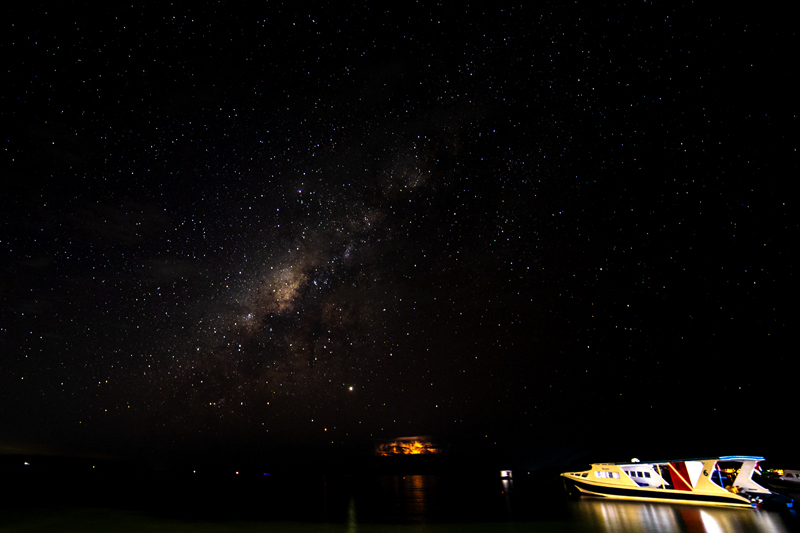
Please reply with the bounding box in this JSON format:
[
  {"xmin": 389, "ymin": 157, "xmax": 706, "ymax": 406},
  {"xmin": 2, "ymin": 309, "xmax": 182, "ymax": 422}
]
[{"xmin": 4, "ymin": 422, "xmax": 796, "ymax": 476}]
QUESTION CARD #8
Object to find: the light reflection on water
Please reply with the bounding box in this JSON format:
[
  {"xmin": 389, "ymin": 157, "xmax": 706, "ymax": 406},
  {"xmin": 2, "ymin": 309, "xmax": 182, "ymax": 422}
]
[
  {"xmin": 565, "ymin": 499, "xmax": 794, "ymax": 533},
  {"xmin": 360, "ymin": 474, "xmax": 798, "ymax": 532},
  {"xmin": 373, "ymin": 474, "xmax": 438, "ymax": 522},
  {"xmin": 3, "ymin": 473, "xmax": 798, "ymax": 532}
]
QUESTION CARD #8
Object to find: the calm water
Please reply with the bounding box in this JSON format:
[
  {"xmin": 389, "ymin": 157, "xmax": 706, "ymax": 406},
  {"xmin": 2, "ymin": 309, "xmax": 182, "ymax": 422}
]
[{"xmin": 2, "ymin": 472, "xmax": 798, "ymax": 532}]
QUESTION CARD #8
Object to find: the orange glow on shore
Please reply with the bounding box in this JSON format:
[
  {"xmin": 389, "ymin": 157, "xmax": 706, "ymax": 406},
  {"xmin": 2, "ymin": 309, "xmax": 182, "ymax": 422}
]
[{"xmin": 375, "ymin": 436, "xmax": 441, "ymax": 456}]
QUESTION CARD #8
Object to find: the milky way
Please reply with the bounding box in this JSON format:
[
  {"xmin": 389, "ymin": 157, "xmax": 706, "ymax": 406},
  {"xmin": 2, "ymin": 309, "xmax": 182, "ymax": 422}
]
[{"xmin": 158, "ymin": 130, "xmax": 469, "ymax": 441}]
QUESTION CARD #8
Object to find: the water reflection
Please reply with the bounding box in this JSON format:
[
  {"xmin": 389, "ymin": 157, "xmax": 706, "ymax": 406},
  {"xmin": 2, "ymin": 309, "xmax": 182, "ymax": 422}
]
[
  {"xmin": 354, "ymin": 473, "xmax": 797, "ymax": 531},
  {"xmin": 501, "ymin": 478, "xmax": 513, "ymax": 517},
  {"xmin": 570, "ymin": 499, "xmax": 796, "ymax": 532},
  {"xmin": 375, "ymin": 474, "xmax": 438, "ymax": 522},
  {"xmin": 347, "ymin": 495, "xmax": 357, "ymax": 533}
]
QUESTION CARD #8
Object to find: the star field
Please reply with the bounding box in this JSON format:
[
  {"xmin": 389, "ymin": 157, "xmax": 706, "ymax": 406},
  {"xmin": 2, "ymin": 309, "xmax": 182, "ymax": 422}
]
[{"xmin": 2, "ymin": 2, "xmax": 794, "ymax": 464}]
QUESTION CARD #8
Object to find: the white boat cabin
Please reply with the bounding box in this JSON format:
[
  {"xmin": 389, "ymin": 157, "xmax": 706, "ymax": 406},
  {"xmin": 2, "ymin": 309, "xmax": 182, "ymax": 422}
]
[{"xmin": 620, "ymin": 463, "xmax": 668, "ymax": 488}]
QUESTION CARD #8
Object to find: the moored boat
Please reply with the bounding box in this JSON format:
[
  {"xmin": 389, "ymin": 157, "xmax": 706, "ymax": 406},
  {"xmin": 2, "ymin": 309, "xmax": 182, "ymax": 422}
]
[
  {"xmin": 561, "ymin": 456, "xmax": 793, "ymax": 509},
  {"xmin": 755, "ymin": 469, "xmax": 800, "ymax": 494}
]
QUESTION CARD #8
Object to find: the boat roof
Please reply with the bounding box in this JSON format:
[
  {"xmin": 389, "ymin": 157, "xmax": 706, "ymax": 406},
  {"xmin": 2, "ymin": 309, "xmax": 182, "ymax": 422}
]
[{"xmin": 602, "ymin": 456, "xmax": 765, "ymax": 466}]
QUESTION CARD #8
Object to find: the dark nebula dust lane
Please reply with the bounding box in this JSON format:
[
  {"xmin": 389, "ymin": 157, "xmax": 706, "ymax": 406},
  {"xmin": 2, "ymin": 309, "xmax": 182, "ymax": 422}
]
[{"xmin": 1, "ymin": 2, "xmax": 794, "ymax": 465}]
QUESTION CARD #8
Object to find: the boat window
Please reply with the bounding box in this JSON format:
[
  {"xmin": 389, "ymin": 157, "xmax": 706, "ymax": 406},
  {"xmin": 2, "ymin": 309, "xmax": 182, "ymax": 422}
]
[
  {"xmin": 595, "ymin": 471, "xmax": 619, "ymax": 479},
  {"xmin": 581, "ymin": 473, "xmax": 588, "ymax": 477},
  {"xmin": 644, "ymin": 472, "xmax": 651, "ymax": 478}
]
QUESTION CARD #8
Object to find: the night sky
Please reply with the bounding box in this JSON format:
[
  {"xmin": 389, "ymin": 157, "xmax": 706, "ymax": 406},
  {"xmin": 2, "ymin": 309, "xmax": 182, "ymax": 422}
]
[{"xmin": 2, "ymin": 2, "xmax": 794, "ymax": 468}]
